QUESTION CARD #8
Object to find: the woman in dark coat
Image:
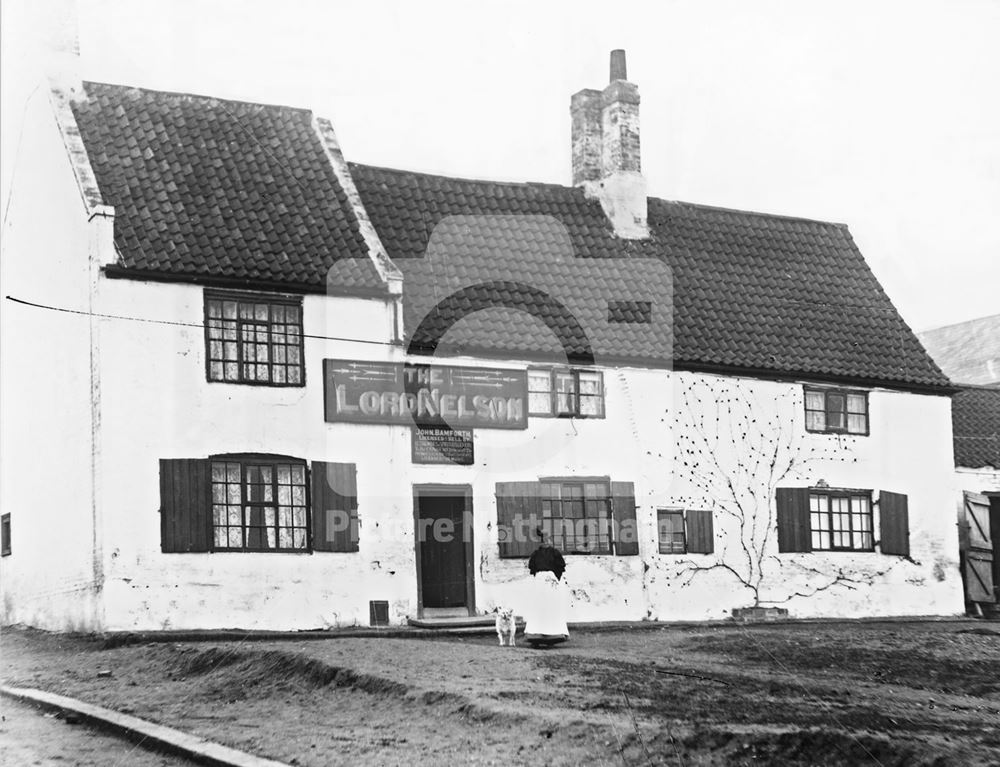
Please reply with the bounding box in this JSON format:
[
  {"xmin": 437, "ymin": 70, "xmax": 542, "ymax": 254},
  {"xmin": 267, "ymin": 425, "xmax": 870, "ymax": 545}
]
[
  {"xmin": 523, "ymin": 530, "xmax": 569, "ymax": 646},
  {"xmin": 528, "ymin": 534, "xmax": 566, "ymax": 580}
]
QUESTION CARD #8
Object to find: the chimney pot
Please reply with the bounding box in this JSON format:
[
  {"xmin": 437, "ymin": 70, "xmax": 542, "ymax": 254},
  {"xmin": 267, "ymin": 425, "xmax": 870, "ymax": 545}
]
[{"xmin": 610, "ymin": 49, "xmax": 627, "ymax": 82}]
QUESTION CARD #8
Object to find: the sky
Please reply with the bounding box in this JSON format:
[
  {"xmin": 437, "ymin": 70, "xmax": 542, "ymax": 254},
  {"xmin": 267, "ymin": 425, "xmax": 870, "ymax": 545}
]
[{"xmin": 2, "ymin": 0, "xmax": 998, "ymax": 332}]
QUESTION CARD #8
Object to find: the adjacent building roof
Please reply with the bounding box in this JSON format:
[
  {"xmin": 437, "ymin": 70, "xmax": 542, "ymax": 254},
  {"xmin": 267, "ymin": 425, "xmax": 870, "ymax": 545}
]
[
  {"xmin": 69, "ymin": 81, "xmax": 950, "ymax": 391},
  {"xmin": 72, "ymin": 82, "xmax": 384, "ymax": 291},
  {"xmin": 918, "ymin": 314, "xmax": 1000, "ymax": 388},
  {"xmin": 953, "ymin": 386, "xmax": 1000, "ymax": 469}
]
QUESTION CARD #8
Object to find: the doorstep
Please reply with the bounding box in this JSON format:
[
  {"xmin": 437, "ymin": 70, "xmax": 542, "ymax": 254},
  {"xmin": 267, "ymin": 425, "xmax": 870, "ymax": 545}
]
[{"xmin": 408, "ymin": 614, "xmax": 525, "ymax": 630}]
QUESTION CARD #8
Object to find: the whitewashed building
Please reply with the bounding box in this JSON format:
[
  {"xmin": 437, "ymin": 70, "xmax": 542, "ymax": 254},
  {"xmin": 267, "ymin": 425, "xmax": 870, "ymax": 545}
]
[{"xmin": 0, "ymin": 48, "xmax": 965, "ymax": 632}]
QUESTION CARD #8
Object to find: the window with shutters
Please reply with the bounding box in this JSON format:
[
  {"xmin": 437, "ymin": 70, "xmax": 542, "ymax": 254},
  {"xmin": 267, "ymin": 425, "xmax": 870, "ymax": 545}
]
[
  {"xmin": 657, "ymin": 510, "xmax": 685, "ymax": 554},
  {"xmin": 540, "ymin": 480, "xmax": 612, "ymax": 553},
  {"xmin": 495, "ymin": 479, "xmax": 636, "ymax": 558},
  {"xmin": 204, "ymin": 291, "xmax": 304, "ymax": 386},
  {"xmin": 804, "ymin": 387, "xmax": 869, "ymax": 435},
  {"xmin": 527, "ymin": 368, "xmax": 604, "ymax": 418},
  {"xmin": 210, "ymin": 456, "xmax": 309, "ymax": 551},
  {"xmin": 656, "ymin": 508, "xmax": 714, "ymax": 554},
  {"xmin": 809, "ymin": 491, "xmax": 874, "ymax": 551}
]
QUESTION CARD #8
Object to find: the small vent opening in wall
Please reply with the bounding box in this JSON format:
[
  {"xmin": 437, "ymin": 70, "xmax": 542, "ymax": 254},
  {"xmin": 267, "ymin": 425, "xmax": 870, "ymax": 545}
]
[{"xmin": 369, "ymin": 600, "xmax": 389, "ymax": 627}]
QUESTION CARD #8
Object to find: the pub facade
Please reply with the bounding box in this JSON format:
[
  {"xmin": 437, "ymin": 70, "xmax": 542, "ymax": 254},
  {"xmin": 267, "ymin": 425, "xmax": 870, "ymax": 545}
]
[{"xmin": 0, "ymin": 51, "xmax": 965, "ymax": 631}]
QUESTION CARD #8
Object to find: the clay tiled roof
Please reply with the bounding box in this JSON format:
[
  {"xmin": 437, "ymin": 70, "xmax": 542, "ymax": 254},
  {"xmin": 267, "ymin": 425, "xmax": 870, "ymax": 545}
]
[
  {"xmin": 350, "ymin": 164, "xmax": 950, "ymax": 390},
  {"xmin": 69, "ymin": 82, "xmax": 950, "ymax": 390},
  {"xmin": 72, "ymin": 82, "xmax": 383, "ymax": 290},
  {"xmin": 953, "ymin": 387, "xmax": 1000, "ymax": 469}
]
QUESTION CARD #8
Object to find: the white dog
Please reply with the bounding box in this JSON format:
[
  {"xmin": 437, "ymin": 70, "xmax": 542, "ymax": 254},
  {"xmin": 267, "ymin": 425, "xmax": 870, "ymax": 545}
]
[{"xmin": 494, "ymin": 607, "xmax": 516, "ymax": 646}]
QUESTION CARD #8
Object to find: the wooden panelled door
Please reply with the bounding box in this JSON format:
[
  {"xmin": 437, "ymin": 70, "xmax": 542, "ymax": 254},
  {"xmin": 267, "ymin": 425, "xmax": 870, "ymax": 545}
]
[
  {"xmin": 415, "ymin": 487, "xmax": 473, "ymax": 612},
  {"xmin": 961, "ymin": 492, "xmax": 996, "ymax": 606}
]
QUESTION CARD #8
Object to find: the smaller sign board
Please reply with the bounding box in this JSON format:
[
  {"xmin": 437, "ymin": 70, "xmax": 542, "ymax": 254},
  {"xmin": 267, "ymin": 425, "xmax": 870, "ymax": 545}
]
[{"xmin": 412, "ymin": 427, "xmax": 475, "ymax": 466}]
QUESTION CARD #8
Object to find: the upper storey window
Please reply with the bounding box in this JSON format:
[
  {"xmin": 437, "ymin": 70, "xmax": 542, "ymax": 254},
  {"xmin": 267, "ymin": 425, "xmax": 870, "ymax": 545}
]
[
  {"xmin": 204, "ymin": 292, "xmax": 304, "ymax": 386},
  {"xmin": 528, "ymin": 368, "xmax": 605, "ymax": 418},
  {"xmin": 804, "ymin": 387, "xmax": 868, "ymax": 435}
]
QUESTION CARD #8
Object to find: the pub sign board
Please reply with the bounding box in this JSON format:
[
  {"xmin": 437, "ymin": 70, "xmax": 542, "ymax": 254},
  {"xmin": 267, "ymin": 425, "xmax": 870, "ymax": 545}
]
[
  {"xmin": 412, "ymin": 427, "xmax": 475, "ymax": 465},
  {"xmin": 323, "ymin": 359, "xmax": 527, "ymax": 429}
]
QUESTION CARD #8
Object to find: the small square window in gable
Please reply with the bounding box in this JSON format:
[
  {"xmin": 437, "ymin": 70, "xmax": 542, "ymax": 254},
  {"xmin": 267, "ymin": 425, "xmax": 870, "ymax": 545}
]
[{"xmin": 607, "ymin": 300, "xmax": 652, "ymax": 324}]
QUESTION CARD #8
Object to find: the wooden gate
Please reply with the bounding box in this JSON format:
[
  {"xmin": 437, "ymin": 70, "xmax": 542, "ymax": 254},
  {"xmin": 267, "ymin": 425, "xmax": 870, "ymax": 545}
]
[{"xmin": 961, "ymin": 492, "xmax": 996, "ymax": 605}]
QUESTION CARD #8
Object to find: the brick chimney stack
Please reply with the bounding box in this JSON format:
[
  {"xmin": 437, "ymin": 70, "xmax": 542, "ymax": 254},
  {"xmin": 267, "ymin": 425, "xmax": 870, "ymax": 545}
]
[
  {"xmin": 570, "ymin": 89, "xmax": 602, "ymax": 185},
  {"xmin": 570, "ymin": 50, "xmax": 648, "ymax": 240}
]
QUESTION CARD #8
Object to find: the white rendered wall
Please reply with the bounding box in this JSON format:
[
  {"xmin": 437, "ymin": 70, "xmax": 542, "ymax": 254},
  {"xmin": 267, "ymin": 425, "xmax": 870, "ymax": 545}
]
[
  {"xmin": 93, "ymin": 277, "xmax": 414, "ymax": 631},
  {"xmin": 413, "ymin": 361, "xmax": 672, "ymax": 624},
  {"xmin": 0, "ymin": 89, "xmax": 102, "ymax": 631},
  {"xmin": 642, "ymin": 371, "xmax": 964, "ymax": 621},
  {"xmin": 94, "ymin": 302, "xmax": 965, "ymax": 629},
  {"xmin": 93, "ymin": 282, "xmax": 671, "ymax": 630},
  {"xmin": 956, "ymin": 466, "xmax": 1000, "ymax": 495}
]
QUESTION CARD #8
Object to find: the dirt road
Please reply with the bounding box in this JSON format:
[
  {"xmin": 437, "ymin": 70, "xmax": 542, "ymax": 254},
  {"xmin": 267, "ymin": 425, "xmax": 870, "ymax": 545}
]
[{"xmin": 2, "ymin": 620, "xmax": 998, "ymax": 765}]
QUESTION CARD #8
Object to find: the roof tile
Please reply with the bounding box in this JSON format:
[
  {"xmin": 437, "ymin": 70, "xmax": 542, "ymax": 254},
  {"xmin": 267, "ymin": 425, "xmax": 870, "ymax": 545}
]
[
  {"xmin": 73, "ymin": 82, "xmax": 382, "ymax": 290},
  {"xmin": 71, "ymin": 82, "xmax": 950, "ymax": 389},
  {"xmin": 953, "ymin": 387, "xmax": 1000, "ymax": 469},
  {"xmin": 350, "ymin": 163, "xmax": 949, "ymax": 388}
]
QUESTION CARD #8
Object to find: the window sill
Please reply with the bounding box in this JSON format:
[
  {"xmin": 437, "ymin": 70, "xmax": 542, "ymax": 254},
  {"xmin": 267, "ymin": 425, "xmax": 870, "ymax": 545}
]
[
  {"xmin": 210, "ymin": 548, "xmax": 314, "ymax": 554},
  {"xmin": 528, "ymin": 413, "xmax": 606, "ymax": 420},
  {"xmin": 206, "ymin": 379, "xmax": 306, "ymax": 389},
  {"xmin": 804, "ymin": 428, "xmax": 869, "ymax": 437},
  {"xmin": 788, "ymin": 549, "xmax": 878, "ymax": 554}
]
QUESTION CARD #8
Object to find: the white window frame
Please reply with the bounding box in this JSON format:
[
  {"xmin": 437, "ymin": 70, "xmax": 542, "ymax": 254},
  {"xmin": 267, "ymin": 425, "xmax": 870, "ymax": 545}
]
[{"xmin": 527, "ymin": 368, "xmax": 605, "ymax": 418}]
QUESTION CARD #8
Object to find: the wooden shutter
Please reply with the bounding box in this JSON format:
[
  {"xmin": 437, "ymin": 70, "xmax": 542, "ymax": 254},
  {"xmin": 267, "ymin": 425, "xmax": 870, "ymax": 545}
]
[
  {"xmin": 159, "ymin": 459, "xmax": 211, "ymax": 553},
  {"xmin": 964, "ymin": 492, "xmax": 993, "ymax": 550},
  {"xmin": 611, "ymin": 481, "xmax": 639, "ymax": 556},
  {"xmin": 775, "ymin": 488, "xmax": 811, "ymax": 553},
  {"xmin": 311, "ymin": 462, "xmax": 359, "ymax": 552},
  {"xmin": 879, "ymin": 491, "xmax": 910, "ymax": 557},
  {"xmin": 495, "ymin": 482, "xmax": 541, "ymax": 558},
  {"xmin": 961, "ymin": 492, "xmax": 995, "ymax": 603},
  {"xmin": 965, "ymin": 552, "xmax": 996, "ymax": 603},
  {"xmin": 686, "ymin": 509, "xmax": 714, "ymax": 554}
]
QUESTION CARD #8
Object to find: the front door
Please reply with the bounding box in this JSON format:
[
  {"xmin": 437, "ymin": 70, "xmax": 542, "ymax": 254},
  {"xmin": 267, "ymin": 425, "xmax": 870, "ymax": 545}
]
[{"xmin": 415, "ymin": 487, "xmax": 474, "ymax": 612}]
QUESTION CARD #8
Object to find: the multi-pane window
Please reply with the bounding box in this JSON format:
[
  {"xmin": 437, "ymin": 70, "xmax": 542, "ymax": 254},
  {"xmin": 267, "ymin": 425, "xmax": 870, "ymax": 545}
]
[
  {"xmin": 805, "ymin": 388, "xmax": 868, "ymax": 435},
  {"xmin": 657, "ymin": 510, "xmax": 686, "ymax": 554},
  {"xmin": 528, "ymin": 370, "xmax": 553, "ymax": 415},
  {"xmin": 809, "ymin": 492, "xmax": 874, "ymax": 551},
  {"xmin": 528, "ymin": 368, "xmax": 605, "ymax": 417},
  {"xmin": 205, "ymin": 294, "xmax": 304, "ymax": 386},
  {"xmin": 211, "ymin": 458, "xmax": 309, "ymax": 551},
  {"xmin": 540, "ymin": 480, "xmax": 612, "ymax": 554}
]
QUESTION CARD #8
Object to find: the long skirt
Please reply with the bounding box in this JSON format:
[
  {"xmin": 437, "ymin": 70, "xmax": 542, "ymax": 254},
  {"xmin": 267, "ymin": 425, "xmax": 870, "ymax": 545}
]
[{"xmin": 522, "ymin": 571, "xmax": 569, "ymax": 645}]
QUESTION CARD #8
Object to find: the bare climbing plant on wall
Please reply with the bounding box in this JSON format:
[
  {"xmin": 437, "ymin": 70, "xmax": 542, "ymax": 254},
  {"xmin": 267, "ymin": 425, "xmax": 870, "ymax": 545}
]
[{"xmin": 671, "ymin": 376, "xmax": 887, "ymax": 607}]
